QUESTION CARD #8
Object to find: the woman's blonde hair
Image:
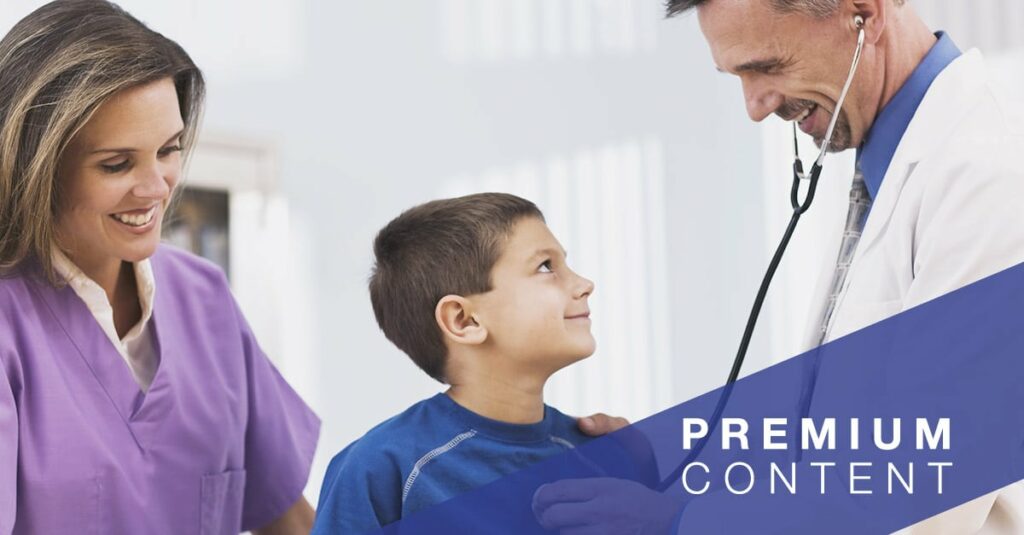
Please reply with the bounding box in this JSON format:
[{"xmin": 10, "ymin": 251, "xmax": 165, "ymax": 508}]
[{"xmin": 0, "ymin": 0, "xmax": 204, "ymax": 281}]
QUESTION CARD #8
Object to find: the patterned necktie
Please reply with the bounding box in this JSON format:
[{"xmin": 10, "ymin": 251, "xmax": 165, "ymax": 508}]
[{"xmin": 817, "ymin": 166, "xmax": 872, "ymax": 344}]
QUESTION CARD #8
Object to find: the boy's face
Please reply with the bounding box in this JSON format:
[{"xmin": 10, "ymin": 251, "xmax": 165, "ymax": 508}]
[{"xmin": 472, "ymin": 217, "xmax": 596, "ymax": 375}]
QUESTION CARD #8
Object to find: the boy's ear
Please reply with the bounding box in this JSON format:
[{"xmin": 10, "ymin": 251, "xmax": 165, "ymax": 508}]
[{"xmin": 435, "ymin": 295, "xmax": 487, "ymax": 346}]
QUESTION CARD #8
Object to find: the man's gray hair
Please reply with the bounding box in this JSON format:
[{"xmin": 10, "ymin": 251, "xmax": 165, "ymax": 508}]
[{"xmin": 666, "ymin": 0, "xmax": 907, "ymax": 18}]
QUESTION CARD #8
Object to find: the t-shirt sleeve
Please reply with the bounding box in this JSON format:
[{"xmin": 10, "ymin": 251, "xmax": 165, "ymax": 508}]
[
  {"xmin": 312, "ymin": 442, "xmax": 404, "ymax": 535},
  {"xmin": 230, "ymin": 298, "xmax": 321, "ymax": 531},
  {"xmin": 0, "ymin": 349, "xmax": 17, "ymax": 535}
]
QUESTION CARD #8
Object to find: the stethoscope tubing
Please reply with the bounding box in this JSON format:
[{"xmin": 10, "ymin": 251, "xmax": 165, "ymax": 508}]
[{"xmin": 656, "ymin": 23, "xmax": 867, "ymax": 492}]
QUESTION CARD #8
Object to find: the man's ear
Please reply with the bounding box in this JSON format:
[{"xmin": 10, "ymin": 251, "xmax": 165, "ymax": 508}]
[
  {"xmin": 436, "ymin": 295, "xmax": 487, "ymax": 346},
  {"xmin": 850, "ymin": 0, "xmax": 886, "ymax": 45}
]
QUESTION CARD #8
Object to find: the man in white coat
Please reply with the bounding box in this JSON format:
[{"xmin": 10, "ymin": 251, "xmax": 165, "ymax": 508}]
[
  {"xmin": 536, "ymin": 0, "xmax": 1024, "ymax": 533},
  {"xmin": 677, "ymin": 0, "xmax": 1024, "ymax": 532}
]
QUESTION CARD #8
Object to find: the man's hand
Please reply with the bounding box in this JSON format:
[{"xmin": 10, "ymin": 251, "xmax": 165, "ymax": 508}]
[
  {"xmin": 532, "ymin": 478, "xmax": 681, "ymax": 535},
  {"xmin": 577, "ymin": 413, "xmax": 662, "ymax": 487},
  {"xmin": 578, "ymin": 413, "xmax": 630, "ymax": 436}
]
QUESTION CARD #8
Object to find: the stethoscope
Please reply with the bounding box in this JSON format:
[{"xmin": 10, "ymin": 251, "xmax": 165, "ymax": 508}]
[{"xmin": 657, "ymin": 15, "xmax": 867, "ymax": 492}]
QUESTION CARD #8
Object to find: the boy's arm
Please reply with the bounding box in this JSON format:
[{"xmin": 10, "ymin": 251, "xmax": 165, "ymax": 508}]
[{"xmin": 312, "ymin": 445, "xmax": 402, "ymax": 535}]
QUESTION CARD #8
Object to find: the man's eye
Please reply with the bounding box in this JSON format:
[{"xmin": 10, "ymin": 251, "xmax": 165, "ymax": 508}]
[
  {"xmin": 766, "ymin": 60, "xmax": 793, "ymax": 74},
  {"xmin": 538, "ymin": 260, "xmax": 553, "ymax": 273},
  {"xmin": 101, "ymin": 159, "xmax": 130, "ymax": 173}
]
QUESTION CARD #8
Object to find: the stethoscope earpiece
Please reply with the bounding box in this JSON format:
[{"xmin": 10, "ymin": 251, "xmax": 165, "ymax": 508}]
[{"xmin": 854, "ymin": 15, "xmax": 865, "ymax": 29}]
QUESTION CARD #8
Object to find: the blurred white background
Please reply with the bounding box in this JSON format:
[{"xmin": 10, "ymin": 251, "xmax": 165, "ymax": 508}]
[{"xmin": 2, "ymin": 0, "xmax": 1021, "ymax": 502}]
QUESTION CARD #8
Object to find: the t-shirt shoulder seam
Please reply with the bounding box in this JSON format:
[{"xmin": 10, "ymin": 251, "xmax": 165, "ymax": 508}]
[
  {"xmin": 401, "ymin": 429, "xmax": 478, "ymax": 505},
  {"xmin": 549, "ymin": 435, "xmax": 577, "ymax": 449}
]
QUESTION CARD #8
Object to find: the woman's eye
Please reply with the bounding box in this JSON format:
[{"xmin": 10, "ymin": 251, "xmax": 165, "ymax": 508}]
[
  {"xmin": 538, "ymin": 260, "xmax": 553, "ymax": 273},
  {"xmin": 101, "ymin": 159, "xmax": 130, "ymax": 173},
  {"xmin": 159, "ymin": 145, "xmax": 183, "ymax": 157}
]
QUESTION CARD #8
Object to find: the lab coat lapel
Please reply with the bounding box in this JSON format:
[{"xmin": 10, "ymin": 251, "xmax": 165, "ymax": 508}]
[
  {"xmin": 851, "ymin": 51, "xmax": 988, "ymax": 264},
  {"xmin": 801, "ymin": 51, "xmax": 987, "ymax": 350}
]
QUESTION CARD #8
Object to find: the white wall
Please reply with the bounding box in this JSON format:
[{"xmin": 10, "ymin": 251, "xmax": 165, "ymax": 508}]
[
  {"xmin": 0, "ymin": 0, "xmax": 831, "ymax": 502},
  {"xmin": 246, "ymin": 1, "xmax": 768, "ymax": 500}
]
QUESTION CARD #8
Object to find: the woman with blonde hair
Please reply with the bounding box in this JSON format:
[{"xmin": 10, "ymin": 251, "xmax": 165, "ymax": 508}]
[{"xmin": 0, "ymin": 1, "xmax": 319, "ymax": 533}]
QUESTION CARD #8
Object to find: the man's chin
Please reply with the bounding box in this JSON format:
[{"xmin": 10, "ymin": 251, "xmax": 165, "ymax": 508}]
[
  {"xmin": 812, "ymin": 133, "xmax": 854, "ymax": 153},
  {"xmin": 816, "ymin": 140, "xmax": 852, "ymax": 153}
]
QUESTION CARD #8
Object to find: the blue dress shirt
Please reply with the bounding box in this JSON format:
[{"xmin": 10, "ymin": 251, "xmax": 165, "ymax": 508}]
[{"xmin": 858, "ymin": 32, "xmax": 962, "ymax": 199}]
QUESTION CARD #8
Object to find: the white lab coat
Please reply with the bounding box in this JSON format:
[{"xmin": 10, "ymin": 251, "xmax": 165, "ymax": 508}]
[{"xmin": 804, "ymin": 50, "xmax": 1024, "ymax": 534}]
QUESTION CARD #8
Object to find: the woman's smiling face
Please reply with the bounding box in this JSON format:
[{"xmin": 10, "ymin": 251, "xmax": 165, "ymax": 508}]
[{"xmin": 56, "ymin": 77, "xmax": 185, "ymax": 274}]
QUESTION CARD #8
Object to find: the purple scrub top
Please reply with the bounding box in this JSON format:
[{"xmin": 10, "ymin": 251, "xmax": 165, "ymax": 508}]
[{"xmin": 0, "ymin": 246, "xmax": 320, "ymax": 534}]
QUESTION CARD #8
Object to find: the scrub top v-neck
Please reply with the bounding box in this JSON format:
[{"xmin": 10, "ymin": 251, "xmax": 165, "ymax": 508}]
[
  {"xmin": 51, "ymin": 249, "xmax": 159, "ymax": 393},
  {"xmin": 0, "ymin": 245, "xmax": 320, "ymax": 534}
]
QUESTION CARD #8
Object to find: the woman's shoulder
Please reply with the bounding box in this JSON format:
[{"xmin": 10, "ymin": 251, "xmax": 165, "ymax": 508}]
[
  {"xmin": 0, "ymin": 266, "xmax": 46, "ymax": 359},
  {"xmin": 0, "ymin": 265, "xmax": 39, "ymax": 311},
  {"xmin": 150, "ymin": 243, "xmax": 231, "ymax": 295}
]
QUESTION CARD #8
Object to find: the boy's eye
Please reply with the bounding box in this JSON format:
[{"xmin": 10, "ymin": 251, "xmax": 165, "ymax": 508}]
[
  {"xmin": 101, "ymin": 159, "xmax": 131, "ymax": 173},
  {"xmin": 538, "ymin": 260, "xmax": 553, "ymax": 273}
]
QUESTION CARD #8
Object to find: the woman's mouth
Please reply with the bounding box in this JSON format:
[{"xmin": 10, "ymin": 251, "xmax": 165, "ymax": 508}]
[{"xmin": 110, "ymin": 206, "xmax": 158, "ymax": 230}]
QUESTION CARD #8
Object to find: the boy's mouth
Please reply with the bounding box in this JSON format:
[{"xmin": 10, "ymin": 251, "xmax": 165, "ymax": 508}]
[{"xmin": 565, "ymin": 311, "xmax": 591, "ymax": 320}]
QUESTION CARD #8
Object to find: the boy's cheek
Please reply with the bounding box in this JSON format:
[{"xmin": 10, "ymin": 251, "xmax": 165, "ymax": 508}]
[{"xmin": 489, "ymin": 289, "xmax": 570, "ymax": 337}]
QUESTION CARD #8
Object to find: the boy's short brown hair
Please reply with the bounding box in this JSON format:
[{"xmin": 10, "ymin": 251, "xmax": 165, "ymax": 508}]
[{"xmin": 369, "ymin": 193, "xmax": 543, "ymax": 382}]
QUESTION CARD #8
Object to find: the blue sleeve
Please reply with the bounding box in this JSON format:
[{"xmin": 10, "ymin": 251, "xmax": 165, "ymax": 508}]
[{"xmin": 312, "ymin": 441, "xmax": 404, "ymax": 535}]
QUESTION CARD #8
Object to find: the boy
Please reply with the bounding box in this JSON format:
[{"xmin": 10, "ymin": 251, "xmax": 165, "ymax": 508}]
[{"xmin": 312, "ymin": 193, "xmax": 600, "ymax": 533}]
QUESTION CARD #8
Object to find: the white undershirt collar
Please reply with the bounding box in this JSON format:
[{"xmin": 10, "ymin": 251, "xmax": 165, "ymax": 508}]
[{"xmin": 52, "ymin": 247, "xmax": 158, "ymax": 391}]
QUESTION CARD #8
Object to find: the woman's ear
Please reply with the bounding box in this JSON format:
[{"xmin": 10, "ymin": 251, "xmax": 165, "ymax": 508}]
[{"xmin": 435, "ymin": 295, "xmax": 487, "ymax": 346}]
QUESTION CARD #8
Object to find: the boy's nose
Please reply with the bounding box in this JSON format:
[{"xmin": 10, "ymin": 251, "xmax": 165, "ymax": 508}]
[{"xmin": 574, "ymin": 275, "xmax": 595, "ymax": 299}]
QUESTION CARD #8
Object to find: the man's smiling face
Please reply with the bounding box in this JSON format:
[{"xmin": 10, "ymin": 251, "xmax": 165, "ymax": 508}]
[{"xmin": 697, "ymin": 0, "xmax": 870, "ymax": 151}]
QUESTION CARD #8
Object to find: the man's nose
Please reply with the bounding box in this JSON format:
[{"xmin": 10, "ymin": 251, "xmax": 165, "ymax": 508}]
[{"xmin": 742, "ymin": 78, "xmax": 784, "ymax": 122}]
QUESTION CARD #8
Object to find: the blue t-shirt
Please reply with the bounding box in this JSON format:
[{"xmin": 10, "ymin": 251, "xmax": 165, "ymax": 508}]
[{"xmin": 312, "ymin": 393, "xmax": 592, "ymax": 534}]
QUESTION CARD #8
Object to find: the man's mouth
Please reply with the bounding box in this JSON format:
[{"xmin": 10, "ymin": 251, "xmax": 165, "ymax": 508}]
[
  {"xmin": 796, "ymin": 104, "xmax": 819, "ymax": 135},
  {"xmin": 795, "ymin": 104, "xmax": 816, "ymax": 123},
  {"xmin": 780, "ymin": 99, "xmax": 851, "ymax": 151},
  {"xmin": 778, "ymin": 99, "xmax": 825, "ymax": 136}
]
